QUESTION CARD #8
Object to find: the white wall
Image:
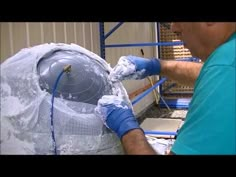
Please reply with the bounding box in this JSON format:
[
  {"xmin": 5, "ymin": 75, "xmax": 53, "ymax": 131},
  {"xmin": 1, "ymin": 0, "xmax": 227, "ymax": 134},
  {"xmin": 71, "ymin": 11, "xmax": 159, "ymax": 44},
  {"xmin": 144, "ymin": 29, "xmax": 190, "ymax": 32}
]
[{"xmin": 0, "ymin": 22, "xmax": 100, "ymax": 62}]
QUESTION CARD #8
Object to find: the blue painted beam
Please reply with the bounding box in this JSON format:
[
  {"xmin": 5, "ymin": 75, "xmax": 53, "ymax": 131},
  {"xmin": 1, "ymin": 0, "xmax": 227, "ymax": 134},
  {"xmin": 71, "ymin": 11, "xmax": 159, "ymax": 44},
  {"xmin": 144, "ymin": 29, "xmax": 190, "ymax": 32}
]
[{"xmin": 105, "ymin": 41, "xmax": 184, "ymax": 48}]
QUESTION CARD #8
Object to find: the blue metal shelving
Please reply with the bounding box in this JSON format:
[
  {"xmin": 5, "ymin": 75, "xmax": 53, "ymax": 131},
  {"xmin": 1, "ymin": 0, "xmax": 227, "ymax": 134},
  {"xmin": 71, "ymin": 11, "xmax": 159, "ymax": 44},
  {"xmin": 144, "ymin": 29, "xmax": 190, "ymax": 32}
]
[{"xmin": 98, "ymin": 22, "xmax": 199, "ymax": 109}]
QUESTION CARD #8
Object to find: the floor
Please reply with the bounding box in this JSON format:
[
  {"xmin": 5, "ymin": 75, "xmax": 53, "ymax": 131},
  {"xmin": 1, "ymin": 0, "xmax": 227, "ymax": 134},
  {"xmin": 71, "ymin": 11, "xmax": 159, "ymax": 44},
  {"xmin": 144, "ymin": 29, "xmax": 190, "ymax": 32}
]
[{"xmin": 137, "ymin": 105, "xmax": 188, "ymax": 154}]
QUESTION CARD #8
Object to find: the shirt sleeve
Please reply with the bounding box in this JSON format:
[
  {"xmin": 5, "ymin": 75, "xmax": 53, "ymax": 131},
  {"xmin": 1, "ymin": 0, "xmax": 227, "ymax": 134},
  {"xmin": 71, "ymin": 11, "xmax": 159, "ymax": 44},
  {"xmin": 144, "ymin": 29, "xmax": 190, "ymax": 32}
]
[{"xmin": 171, "ymin": 65, "xmax": 235, "ymax": 155}]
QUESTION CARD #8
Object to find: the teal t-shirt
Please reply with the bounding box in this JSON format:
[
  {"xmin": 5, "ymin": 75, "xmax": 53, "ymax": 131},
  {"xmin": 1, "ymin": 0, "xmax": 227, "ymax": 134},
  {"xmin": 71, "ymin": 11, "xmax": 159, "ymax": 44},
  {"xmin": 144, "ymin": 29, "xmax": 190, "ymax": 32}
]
[{"xmin": 171, "ymin": 32, "xmax": 236, "ymax": 155}]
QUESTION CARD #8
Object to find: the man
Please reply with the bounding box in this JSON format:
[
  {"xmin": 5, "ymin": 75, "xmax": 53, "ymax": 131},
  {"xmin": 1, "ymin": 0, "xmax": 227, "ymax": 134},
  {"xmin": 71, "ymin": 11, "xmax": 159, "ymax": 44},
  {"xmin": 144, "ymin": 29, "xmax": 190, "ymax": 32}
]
[{"xmin": 95, "ymin": 23, "xmax": 236, "ymax": 155}]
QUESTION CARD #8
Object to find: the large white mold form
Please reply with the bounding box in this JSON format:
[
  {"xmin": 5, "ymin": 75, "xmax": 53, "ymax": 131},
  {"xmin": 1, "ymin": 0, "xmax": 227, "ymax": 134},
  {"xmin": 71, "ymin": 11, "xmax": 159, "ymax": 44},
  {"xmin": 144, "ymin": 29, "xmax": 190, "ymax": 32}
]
[{"xmin": 0, "ymin": 43, "xmax": 130, "ymax": 154}]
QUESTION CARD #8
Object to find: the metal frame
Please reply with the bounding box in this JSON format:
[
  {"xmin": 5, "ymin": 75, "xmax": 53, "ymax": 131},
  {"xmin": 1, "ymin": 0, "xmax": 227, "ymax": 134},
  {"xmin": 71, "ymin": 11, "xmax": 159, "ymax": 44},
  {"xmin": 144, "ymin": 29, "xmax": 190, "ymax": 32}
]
[{"xmin": 98, "ymin": 22, "xmax": 197, "ymax": 109}]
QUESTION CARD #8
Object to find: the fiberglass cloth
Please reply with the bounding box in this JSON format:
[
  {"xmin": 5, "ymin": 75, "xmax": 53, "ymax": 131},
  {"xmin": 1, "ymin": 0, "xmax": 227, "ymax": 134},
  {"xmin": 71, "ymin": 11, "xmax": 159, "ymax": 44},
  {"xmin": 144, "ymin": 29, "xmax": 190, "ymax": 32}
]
[{"xmin": 1, "ymin": 43, "xmax": 130, "ymax": 154}]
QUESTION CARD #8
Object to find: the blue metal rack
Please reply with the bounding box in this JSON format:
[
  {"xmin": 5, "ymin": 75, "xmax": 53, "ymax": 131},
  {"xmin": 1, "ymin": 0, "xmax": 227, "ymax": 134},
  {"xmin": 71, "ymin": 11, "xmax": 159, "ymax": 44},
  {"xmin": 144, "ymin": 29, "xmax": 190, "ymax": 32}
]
[{"xmin": 99, "ymin": 22, "xmax": 198, "ymax": 109}]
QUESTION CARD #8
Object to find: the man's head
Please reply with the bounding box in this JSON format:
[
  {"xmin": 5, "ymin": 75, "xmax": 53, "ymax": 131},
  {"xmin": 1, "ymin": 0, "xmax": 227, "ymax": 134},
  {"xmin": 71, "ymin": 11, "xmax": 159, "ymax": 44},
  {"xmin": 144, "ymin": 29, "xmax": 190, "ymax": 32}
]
[{"xmin": 170, "ymin": 22, "xmax": 236, "ymax": 61}]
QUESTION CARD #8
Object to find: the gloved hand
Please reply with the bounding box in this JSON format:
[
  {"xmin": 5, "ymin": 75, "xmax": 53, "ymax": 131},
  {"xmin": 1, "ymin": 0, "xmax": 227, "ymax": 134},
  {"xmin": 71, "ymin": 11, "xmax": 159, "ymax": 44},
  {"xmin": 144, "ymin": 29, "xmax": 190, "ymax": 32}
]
[
  {"xmin": 109, "ymin": 55, "xmax": 161, "ymax": 82},
  {"xmin": 95, "ymin": 95, "xmax": 142, "ymax": 139}
]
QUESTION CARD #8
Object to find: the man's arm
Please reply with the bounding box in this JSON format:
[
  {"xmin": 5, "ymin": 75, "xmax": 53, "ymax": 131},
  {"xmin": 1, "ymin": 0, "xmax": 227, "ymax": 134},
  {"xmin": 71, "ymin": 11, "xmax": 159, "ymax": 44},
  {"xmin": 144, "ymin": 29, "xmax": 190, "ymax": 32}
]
[
  {"xmin": 110, "ymin": 56, "xmax": 203, "ymax": 87},
  {"xmin": 121, "ymin": 129, "xmax": 157, "ymax": 155},
  {"xmin": 95, "ymin": 95, "xmax": 175, "ymax": 155},
  {"xmin": 160, "ymin": 60, "xmax": 203, "ymax": 87},
  {"xmin": 121, "ymin": 129, "xmax": 175, "ymax": 155}
]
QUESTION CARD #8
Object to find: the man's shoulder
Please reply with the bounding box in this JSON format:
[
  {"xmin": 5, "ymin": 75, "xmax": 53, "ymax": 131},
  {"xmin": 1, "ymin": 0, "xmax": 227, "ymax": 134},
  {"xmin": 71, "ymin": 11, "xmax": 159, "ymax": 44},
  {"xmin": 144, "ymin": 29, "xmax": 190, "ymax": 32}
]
[{"xmin": 206, "ymin": 33, "xmax": 236, "ymax": 67}]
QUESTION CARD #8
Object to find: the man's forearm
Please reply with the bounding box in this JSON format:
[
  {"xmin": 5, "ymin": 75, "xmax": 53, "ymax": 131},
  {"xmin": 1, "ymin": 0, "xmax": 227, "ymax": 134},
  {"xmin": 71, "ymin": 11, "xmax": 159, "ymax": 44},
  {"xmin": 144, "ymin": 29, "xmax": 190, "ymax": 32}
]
[
  {"xmin": 121, "ymin": 129, "xmax": 157, "ymax": 155},
  {"xmin": 160, "ymin": 60, "xmax": 203, "ymax": 87}
]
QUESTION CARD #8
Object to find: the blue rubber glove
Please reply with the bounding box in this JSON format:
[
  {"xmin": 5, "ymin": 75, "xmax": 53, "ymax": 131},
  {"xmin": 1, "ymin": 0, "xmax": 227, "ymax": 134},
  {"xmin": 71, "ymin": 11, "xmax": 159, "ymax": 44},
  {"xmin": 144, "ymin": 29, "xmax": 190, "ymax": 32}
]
[
  {"xmin": 109, "ymin": 55, "xmax": 161, "ymax": 82},
  {"xmin": 95, "ymin": 95, "xmax": 142, "ymax": 139}
]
